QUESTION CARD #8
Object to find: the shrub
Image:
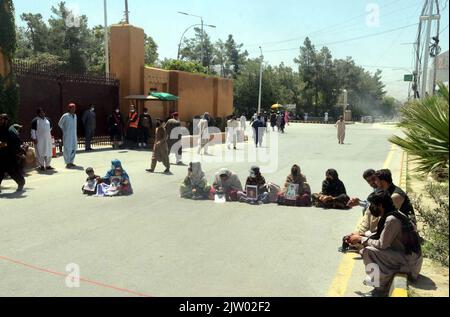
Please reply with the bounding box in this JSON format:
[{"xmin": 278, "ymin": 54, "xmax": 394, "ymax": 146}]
[{"xmin": 413, "ymin": 182, "xmax": 449, "ymax": 267}]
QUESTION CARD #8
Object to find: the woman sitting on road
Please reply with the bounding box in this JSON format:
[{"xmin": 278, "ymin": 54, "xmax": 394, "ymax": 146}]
[
  {"xmin": 312, "ymin": 169, "xmax": 350, "ymax": 209},
  {"xmin": 180, "ymin": 162, "xmax": 211, "ymax": 200},
  {"xmin": 278, "ymin": 164, "xmax": 312, "ymax": 207},
  {"xmin": 96, "ymin": 159, "xmax": 133, "ymax": 196},
  {"xmin": 209, "ymin": 168, "xmax": 243, "ymax": 202}
]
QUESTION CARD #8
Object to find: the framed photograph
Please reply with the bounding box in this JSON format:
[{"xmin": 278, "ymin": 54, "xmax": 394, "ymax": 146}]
[
  {"xmin": 214, "ymin": 193, "xmax": 226, "ymax": 204},
  {"xmin": 285, "ymin": 183, "xmax": 299, "ymax": 200},
  {"xmin": 83, "ymin": 179, "xmax": 97, "ymax": 193},
  {"xmin": 110, "ymin": 176, "xmax": 122, "ymax": 187},
  {"xmin": 246, "ymin": 185, "xmax": 258, "ymax": 201}
]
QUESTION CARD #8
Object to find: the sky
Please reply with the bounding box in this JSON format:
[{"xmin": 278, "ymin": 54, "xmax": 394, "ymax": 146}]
[{"xmin": 13, "ymin": 0, "xmax": 450, "ymax": 101}]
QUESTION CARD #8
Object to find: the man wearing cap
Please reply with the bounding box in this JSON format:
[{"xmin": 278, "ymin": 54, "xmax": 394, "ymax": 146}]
[
  {"xmin": 31, "ymin": 108, "xmax": 54, "ymax": 171},
  {"xmin": 164, "ymin": 112, "xmax": 183, "ymax": 165},
  {"xmin": 58, "ymin": 103, "xmax": 78, "ymax": 168},
  {"xmin": 81, "ymin": 104, "xmax": 96, "ymax": 151}
]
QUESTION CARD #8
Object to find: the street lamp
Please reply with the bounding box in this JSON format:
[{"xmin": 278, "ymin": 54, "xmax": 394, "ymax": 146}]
[
  {"xmin": 258, "ymin": 46, "xmax": 263, "ymax": 114},
  {"xmin": 178, "ymin": 11, "xmax": 215, "ymax": 66},
  {"xmin": 104, "ymin": 0, "xmax": 109, "ymax": 75},
  {"xmin": 177, "ymin": 23, "xmax": 216, "ymax": 60}
]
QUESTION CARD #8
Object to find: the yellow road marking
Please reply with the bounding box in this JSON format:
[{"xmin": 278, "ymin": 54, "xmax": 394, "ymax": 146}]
[
  {"xmin": 327, "ymin": 144, "xmax": 398, "ymax": 297},
  {"xmin": 391, "ymin": 288, "xmax": 408, "ymax": 297}
]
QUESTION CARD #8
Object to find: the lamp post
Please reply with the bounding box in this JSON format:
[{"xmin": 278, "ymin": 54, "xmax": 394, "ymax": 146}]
[
  {"xmin": 177, "ymin": 23, "xmax": 216, "ymax": 60},
  {"xmin": 104, "ymin": 0, "xmax": 109, "ymax": 75},
  {"xmin": 124, "ymin": 0, "xmax": 129, "ymax": 24},
  {"xmin": 258, "ymin": 46, "xmax": 263, "ymax": 114},
  {"xmin": 178, "ymin": 11, "xmax": 215, "ymax": 66}
]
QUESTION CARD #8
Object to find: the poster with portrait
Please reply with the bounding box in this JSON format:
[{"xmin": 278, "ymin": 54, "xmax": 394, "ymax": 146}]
[
  {"xmin": 246, "ymin": 185, "xmax": 258, "ymax": 201},
  {"xmin": 83, "ymin": 179, "xmax": 97, "ymax": 193},
  {"xmin": 285, "ymin": 183, "xmax": 299, "ymax": 201}
]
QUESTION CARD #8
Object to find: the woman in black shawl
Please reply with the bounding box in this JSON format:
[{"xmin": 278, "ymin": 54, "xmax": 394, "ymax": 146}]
[{"xmin": 312, "ymin": 169, "xmax": 350, "ymax": 209}]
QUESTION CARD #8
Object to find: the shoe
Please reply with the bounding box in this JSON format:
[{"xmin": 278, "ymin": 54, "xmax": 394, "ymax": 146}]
[
  {"xmin": 146, "ymin": 169, "xmax": 155, "ymax": 173},
  {"xmin": 359, "ymin": 289, "xmax": 388, "ymax": 298},
  {"xmin": 38, "ymin": 166, "xmax": 45, "ymax": 171},
  {"xmin": 16, "ymin": 185, "xmax": 25, "ymax": 192},
  {"xmin": 176, "ymin": 161, "xmax": 184, "ymax": 166},
  {"xmin": 163, "ymin": 169, "xmax": 171, "ymax": 174},
  {"xmin": 66, "ymin": 164, "xmax": 72, "ymax": 169},
  {"xmin": 46, "ymin": 166, "xmax": 55, "ymax": 170}
]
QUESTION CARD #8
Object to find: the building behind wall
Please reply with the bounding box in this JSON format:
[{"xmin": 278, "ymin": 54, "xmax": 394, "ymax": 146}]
[{"xmin": 109, "ymin": 24, "xmax": 234, "ymax": 125}]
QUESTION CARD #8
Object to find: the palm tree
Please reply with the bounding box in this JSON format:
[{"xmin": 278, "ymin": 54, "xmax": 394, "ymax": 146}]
[{"xmin": 389, "ymin": 82, "xmax": 449, "ymax": 176}]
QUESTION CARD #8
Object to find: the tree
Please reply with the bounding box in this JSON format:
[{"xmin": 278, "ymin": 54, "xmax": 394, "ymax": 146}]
[
  {"xmin": 0, "ymin": 0, "xmax": 20, "ymax": 122},
  {"xmin": 144, "ymin": 34, "xmax": 158, "ymax": 66},
  {"xmin": 180, "ymin": 27, "xmax": 215, "ymax": 71},
  {"xmin": 20, "ymin": 13, "xmax": 49, "ymax": 54},
  {"xmin": 294, "ymin": 37, "xmax": 317, "ymax": 114},
  {"xmin": 47, "ymin": 1, "xmax": 92, "ymax": 73},
  {"xmin": 224, "ymin": 35, "xmax": 248, "ymax": 78}
]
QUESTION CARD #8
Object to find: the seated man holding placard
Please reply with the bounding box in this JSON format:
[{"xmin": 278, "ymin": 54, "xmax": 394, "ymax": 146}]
[
  {"xmin": 238, "ymin": 166, "xmax": 270, "ymax": 205},
  {"xmin": 278, "ymin": 164, "xmax": 312, "ymax": 207}
]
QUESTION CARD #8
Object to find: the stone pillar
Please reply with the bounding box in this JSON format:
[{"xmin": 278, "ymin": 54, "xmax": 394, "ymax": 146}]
[{"xmin": 109, "ymin": 24, "xmax": 145, "ymax": 114}]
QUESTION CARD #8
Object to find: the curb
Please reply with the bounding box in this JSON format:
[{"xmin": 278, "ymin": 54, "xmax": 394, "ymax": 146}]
[
  {"xmin": 389, "ymin": 274, "xmax": 409, "ymax": 297},
  {"xmin": 389, "ymin": 151, "xmax": 410, "ymax": 298}
]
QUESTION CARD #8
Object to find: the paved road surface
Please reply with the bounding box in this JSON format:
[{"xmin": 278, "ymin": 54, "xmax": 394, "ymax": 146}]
[{"xmin": 0, "ymin": 123, "xmax": 403, "ymax": 297}]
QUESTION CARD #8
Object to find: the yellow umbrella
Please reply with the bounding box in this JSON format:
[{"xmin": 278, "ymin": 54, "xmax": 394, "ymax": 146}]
[{"xmin": 271, "ymin": 104, "xmax": 284, "ymax": 110}]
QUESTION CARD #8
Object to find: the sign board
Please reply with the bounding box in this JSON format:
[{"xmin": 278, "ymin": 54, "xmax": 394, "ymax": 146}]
[{"xmin": 404, "ymin": 74, "xmax": 413, "ymax": 82}]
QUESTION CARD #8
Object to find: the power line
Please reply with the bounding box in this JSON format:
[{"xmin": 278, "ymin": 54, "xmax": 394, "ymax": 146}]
[
  {"xmin": 244, "ymin": 0, "xmax": 420, "ymax": 48},
  {"xmin": 257, "ymin": 23, "xmax": 419, "ymax": 54},
  {"xmin": 439, "ymin": 23, "xmax": 449, "ymax": 34}
]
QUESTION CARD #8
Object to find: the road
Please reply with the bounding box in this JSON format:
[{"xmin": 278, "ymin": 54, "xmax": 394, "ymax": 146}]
[{"xmin": 0, "ymin": 123, "xmax": 404, "ymax": 297}]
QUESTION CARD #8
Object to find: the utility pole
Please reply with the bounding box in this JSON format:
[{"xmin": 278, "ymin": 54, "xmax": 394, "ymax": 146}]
[
  {"xmin": 258, "ymin": 46, "xmax": 263, "ymax": 114},
  {"xmin": 104, "ymin": 0, "xmax": 109, "ymax": 75},
  {"xmin": 124, "ymin": 0, "xmax": 129, "ymax": 24},
  {"xmin": 200, "ymin": 18, "xmax": 204, "ymax": 66},
  {"xmin": 421, "ymin": 0, "xmax": 434, "ymax": 98}
]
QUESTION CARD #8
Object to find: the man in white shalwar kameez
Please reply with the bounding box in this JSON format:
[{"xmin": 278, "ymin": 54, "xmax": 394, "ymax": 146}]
[
  {"xmin": 335, "ymin": 115, "xmax": 346, "ymax": 144},
  {"xmin": 58, "ymin": 103, "xmax": 78, "ymax": 168},
  {"xmin": 226, "ymin": 116, "xmax": 239, "ymax": 150},
  {"xmin": 197, "ymin": 113, "xmax": 210, "ymax": 155},
  {"xmin": 31, "ymin": 108, "xmax": 54, "ymax": 171}
]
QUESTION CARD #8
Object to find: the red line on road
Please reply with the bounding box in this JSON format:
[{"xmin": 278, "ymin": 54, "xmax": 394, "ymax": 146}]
[{"xmin": 0, "ymin": 255, "xmax": 152, "ymax": 297}]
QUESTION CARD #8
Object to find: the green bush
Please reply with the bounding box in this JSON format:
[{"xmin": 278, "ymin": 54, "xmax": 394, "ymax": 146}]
[
  {"xmin": 390, "ymin": 82, "xmax": 449, "ymax": 176},
  {"xmin": 413, "ymin": 182, "xmax": 449, "ymax": 267},
  {"xmin": 161, "ymin": 59, "xmax": 209, "ymax": 75}
]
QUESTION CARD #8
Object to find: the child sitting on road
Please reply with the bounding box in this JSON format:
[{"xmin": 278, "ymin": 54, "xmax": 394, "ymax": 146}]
[{"xmin": 82, "ymin": 167, "xmax": 100, "ymax": 196}]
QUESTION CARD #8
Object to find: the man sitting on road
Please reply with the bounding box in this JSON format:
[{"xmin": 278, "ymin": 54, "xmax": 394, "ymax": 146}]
[
  {"xmin": 345, "ymin": 190, "xmax": 423, "ymax": 297},
  {"xmin": 341, "ymin": 169, "xmax": 381, "ymax": 252},
  {"xmin": 376, "ymin": 169, "xmax": 416, "ymax": 224}
]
